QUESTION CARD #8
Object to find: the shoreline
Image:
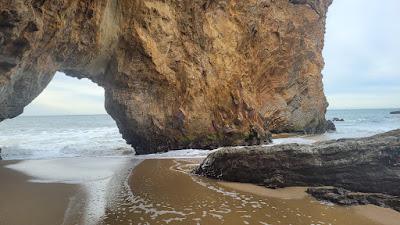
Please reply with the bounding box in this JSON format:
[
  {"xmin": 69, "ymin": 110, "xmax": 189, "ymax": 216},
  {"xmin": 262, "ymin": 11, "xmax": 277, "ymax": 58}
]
[
  {"xmin": 107, "ymin": 158, "xmax": 400, "ymax": 225},
  {"xmin": 1, "ymin": 155, "xmax": 399, "ymax": 225},
  {"xmin": 0, "ymin": 160, "xmax": 81, "ymax": 225},
  {"xmin": 0, "ymin": 157, "xmax": 141, "ymax": 225}
]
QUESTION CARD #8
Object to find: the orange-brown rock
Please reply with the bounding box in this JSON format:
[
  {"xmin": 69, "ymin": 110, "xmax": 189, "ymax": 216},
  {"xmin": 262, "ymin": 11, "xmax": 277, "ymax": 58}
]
[{"xmin": 0, "ymin": 0, "xmax": 332, "ymax": 154}]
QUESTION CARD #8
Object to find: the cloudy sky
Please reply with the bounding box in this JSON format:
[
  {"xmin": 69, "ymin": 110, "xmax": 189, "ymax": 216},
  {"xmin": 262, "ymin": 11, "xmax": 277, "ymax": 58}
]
[
  {"xmin": 23, "ymin": 73, "xmax": 107, "ymax": 115},
  {"xmin": 323, "ymin": 0, "xmax": 400, "ymax": 109},
  {"xmin": 23, "ymin": 0, "xmax": 400, "ymax": 116}
]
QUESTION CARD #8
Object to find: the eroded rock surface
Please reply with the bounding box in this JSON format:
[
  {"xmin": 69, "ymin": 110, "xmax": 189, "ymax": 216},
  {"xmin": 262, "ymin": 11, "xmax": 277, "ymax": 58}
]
[
  {"xmin": 0, "ymin": 0, "xmax": 332, "ymax": 154},
  {"xmin": 194, "ymin": 129, "xmax": 400, "ymax": 197},
  {"xmin": 307, "ymin": 187, "xmax": 400, "ymax": 212}
]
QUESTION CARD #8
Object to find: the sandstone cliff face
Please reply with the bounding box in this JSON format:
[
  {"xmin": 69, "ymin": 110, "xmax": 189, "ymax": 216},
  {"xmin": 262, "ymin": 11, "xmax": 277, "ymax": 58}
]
[{"xmin": 0, "ymin": 0, "xmax": 332, "ymax": 154}]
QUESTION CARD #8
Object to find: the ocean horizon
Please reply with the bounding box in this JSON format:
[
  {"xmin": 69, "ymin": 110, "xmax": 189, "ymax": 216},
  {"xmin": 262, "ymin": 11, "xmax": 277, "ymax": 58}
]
[{"xmin": 1, "ymin": 108, "xmax": 399, "ymax": 160}]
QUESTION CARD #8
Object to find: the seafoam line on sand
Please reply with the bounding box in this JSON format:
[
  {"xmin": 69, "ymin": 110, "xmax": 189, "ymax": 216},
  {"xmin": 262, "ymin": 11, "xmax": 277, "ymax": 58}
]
[{"xmin": 5, "ymin": 157, "xmax": 137, "ymax": 225}]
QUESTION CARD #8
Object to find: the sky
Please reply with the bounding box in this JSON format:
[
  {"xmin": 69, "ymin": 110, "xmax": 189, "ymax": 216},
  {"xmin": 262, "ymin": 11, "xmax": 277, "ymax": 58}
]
[
  {"xmin": 22, "ymin": 0, "xmax": 400, "ymax": 116},
  {"xmin": 23, "ymin": 73, "xmax": 107, "ymax": 115},
  {"xmin": 322, "ymin": 0, "xmax": 400, "ymax": 109}
]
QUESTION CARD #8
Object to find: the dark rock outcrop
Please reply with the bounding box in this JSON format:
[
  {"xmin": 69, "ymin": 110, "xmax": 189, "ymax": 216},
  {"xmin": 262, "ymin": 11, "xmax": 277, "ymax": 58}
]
[
  {"xmin": 325, "ymin": 120, "xmax": 336, "ymax": 131},
  {"xmin": 390, "ymin": 111, "xmax": 400, "ymax": 114},
  {"xmin": 332, "ymin": 117, "xmax": 344, "ymax": 121},
  {"xmin": 0, "ymin": 0, "xmax": 333, "ymax": 154},
  {"xmin": 307, "ymin": 187, "xmax": 400, "ymax": 212},
  {"xmin": 195, "ymin": 129, "xmax": 400, "ymax": 197}
]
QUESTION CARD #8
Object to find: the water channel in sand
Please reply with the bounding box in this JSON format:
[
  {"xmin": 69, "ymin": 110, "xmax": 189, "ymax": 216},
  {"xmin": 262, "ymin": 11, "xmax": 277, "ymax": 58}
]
[{"xmin": 102, "ymin": 159, "xmax": 400, "ymax": 225}]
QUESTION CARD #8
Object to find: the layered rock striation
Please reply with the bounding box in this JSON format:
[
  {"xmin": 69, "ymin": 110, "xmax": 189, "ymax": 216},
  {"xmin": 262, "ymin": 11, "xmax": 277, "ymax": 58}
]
[{"xmin": 0, "ymin": 0, "xmax": 332, "ymax": 154}]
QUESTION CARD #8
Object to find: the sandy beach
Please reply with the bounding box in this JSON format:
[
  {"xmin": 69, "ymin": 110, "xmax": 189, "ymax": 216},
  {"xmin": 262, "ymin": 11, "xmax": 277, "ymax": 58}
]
[
  {"xmin": 1, "ymin": 157, "xmax": 399, "ymax": 225},
  {"xmin": 0, "ymin": 160, "xmax": 80, "ymax": 225},
  {"xmin": 105, "ymin": 158, "xmax": 400, "ymax": 225},
  {"xmin": 0, "ymin": 157, "xmax": 140, "ymax": 225}
]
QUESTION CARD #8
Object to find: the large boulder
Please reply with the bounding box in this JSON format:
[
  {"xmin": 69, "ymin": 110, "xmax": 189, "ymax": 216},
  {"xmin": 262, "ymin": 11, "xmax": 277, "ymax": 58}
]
[{"xmin": 195, "ymin": 129, "xmax": 400, "ymax": 196}]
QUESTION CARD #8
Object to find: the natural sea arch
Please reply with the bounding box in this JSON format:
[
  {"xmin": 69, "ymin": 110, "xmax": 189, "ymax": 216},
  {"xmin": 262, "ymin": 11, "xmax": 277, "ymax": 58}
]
[{"xmin": 0, "ymin": 0, "xmax": 332, "ymax": 154}]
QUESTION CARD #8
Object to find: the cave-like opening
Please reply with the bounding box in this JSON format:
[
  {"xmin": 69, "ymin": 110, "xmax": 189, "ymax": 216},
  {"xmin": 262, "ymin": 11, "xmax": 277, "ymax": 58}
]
[{"xmin": 0, "ymin": 72, "xmax": 133, "ymax": 160}]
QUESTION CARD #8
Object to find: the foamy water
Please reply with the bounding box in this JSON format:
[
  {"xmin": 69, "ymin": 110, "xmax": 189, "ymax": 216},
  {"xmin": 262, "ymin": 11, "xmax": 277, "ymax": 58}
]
[
  {"xmin": 101, "ymin": 159, "xmax": 396, "ymax": 225},
  {"xmin": 0, "ymin": 109, "xmax": 399, "ymax": 160},
  {"xmin": 0, "ymin": 115, "xmax": 133, "ymax": 159},
  {"xmin": 5, "ymin": 157, "xmax": 139, "ymax": 225}
]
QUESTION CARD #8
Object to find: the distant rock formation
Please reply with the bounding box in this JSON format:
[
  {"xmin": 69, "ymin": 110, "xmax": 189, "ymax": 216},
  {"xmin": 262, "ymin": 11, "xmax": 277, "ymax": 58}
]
[
  {"xmin": 332, "ymin": 117, "xmax": 344, "ymax": 121},
  {"xmin": 194, "ymin": 129, "xmax": 400, "ymax": 209},
  {"xmin": 0, "ymin": 0, "xmax": 332, "ymax": 154},
  {"xmin": 390, "ymin": 111, "xmax": 400, "ymax": 114}
]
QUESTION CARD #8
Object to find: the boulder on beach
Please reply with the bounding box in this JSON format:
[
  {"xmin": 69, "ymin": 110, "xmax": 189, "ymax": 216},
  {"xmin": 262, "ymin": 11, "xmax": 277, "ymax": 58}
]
[{"xmin": 194, "ymin": 129, "xmax": 400, "ymax": 210}]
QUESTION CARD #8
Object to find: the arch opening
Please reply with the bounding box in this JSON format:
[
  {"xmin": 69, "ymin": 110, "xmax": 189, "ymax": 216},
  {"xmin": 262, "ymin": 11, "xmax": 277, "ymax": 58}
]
[{"xmin": 0, "ymin": 72, "xmax": 133, "ymax": 160}]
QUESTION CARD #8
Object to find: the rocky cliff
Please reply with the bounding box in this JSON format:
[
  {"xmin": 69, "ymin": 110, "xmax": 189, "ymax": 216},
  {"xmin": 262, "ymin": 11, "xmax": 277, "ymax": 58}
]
[{"xmin": 0, "ymin": 0, "xmax": 332, "ymax": 154}]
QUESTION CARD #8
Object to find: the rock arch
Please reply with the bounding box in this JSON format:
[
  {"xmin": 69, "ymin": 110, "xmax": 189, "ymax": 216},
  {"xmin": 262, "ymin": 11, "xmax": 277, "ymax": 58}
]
[{"xmin": 0, "ymin": 0, "xmax": 332, "ymax": 154}]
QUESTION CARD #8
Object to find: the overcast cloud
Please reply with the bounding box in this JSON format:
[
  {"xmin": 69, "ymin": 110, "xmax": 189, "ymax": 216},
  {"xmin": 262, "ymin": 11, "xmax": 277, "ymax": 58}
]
[{"xmin": 323, "ymin": 0, "xmax": 400, "ymax": 109}]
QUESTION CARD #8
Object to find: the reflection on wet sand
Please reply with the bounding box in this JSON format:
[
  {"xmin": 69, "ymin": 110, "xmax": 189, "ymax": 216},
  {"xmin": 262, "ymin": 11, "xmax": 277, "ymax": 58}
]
[
  {"xmin": 0, "ymin": 160, "xmax": 81, "ymax": 225},
  {"xmin": 103, "ymin": 159, "xmax": 398, "ymax": 225}
]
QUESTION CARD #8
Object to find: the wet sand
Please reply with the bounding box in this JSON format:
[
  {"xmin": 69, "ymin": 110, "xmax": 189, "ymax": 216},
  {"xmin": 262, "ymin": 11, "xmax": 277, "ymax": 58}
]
[
  {"xmin": 0, "ymin": 160, "xmax": 81, "ymax": 225},
  {"xmin": 219, "ymin": 182, "xmax": 308, "ymax": 200},
  {"xmin": 1, "ymin": 158, "xmax": 399, "ymax": 225},
  {"xmin": 103, "ymin": 159, "xmax": 400, "ymax": 225},
  {"xmin": 0, "ymin": 157, "xmax": 139, "ymax": 225}
]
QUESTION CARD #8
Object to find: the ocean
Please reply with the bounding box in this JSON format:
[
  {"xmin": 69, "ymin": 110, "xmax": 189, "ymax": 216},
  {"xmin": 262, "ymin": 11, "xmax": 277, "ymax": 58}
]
[{"xmin": 0, "ymin": 109, "xmax": 399, "ymax": 160}]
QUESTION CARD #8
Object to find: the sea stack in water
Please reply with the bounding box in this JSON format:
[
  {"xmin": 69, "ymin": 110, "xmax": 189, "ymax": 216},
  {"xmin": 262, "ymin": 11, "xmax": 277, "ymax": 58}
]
[
  {"xmin": 195, "ymin": 129, "xmax": 400, "ymax": 209},
  {"xmin": 390, "ymin": 111, "xmax": 400, "ymax": 114},
  {"xmin": 0, "ymin": 0, "xmax": 332, "ymax": 154}
]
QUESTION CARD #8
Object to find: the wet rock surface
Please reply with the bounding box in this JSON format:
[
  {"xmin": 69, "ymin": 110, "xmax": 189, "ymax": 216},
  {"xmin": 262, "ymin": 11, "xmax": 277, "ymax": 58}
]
[
  {"xmin": 195, "ymin": 129, "xmax": 400, "ymax": 201},
  {"xmin": 307, "ymin": 187, "xmax": 400, "ymax": 212},
  {"xmin": 1, "ymin": 0, "xmax": 332, "ymax": 154}
]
